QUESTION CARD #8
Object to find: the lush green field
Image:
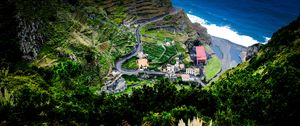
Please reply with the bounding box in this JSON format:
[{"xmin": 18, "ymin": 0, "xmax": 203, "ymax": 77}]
[
  {"xmin": 204, "ymin": 55, "xmax": 222, "ymax": 80},
  {"xmin": 143, "ymin": 43, "xmax": 178, "ymax": 64},
  {"xmin": 143, "ymin": 43, "xmax": 165, "ymax": 62},
  {"xmin": 160, "ymin": 46, "xmax": 177, "ymax": 62},
  {"xmin": 122, "ymin": 57, "xmax": 138, "ymax": 70}
]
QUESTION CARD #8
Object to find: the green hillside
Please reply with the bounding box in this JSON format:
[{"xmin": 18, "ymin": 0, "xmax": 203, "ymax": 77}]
[{"xmin": 208, "ymin": 17, "xmax": 300, "ymax": 125}]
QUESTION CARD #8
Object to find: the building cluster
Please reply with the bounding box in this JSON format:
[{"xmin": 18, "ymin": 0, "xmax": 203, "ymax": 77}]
[
  {"xmin": 158, "ymin": 46, "xmax": 207, "ymax": 81},
  {"xmin": 159, "ymin": 57, "xmax": 200, "ymax": 80},
  {"xmin": 160, "ymin": 57, "xmax": 185, "ymax": 78}
]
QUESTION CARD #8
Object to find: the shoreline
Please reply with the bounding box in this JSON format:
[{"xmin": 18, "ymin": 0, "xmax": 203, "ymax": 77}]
[
  {"xmin": 187, "ymin": 14, "xmax": 262, "ymax": 47},
  {"xmin": 210, "ymin": 36, "xmax": 247, "ymax": 72}
]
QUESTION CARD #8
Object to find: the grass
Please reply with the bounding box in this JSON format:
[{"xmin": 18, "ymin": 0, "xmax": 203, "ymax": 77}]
[
  {"xmin": 143, "ymin": 43, "xmax": 165, "ymax": 62},
  {"xmin": 122, "ymin": 57, "xmax": 138, "ymax": 70},
  {"xmin": 205, "ymin": 55, "xmax": 222, "ymax": 80}
]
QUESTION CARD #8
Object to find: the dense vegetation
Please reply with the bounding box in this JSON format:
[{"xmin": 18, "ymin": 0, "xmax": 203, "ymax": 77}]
[
  {"xmin": 209, "ymin": 17, "xmax": 300, "ymax": 125},
  {"xmin": 1, "ymin": 0, "xmax": 299, "ymax": 125}
]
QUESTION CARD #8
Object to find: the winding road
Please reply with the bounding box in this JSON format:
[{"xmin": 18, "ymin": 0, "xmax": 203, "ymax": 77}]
[
  {"xmin": 115, "ymin": 9, "xmax": 180, "ymax": 75},
  {"xmin": 114, "ymin": 9, "xmax": 206, "ymax": 87}
]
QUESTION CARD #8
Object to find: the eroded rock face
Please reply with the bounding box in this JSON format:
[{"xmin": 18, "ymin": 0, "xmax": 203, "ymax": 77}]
[
  {"xmin": 245, "ymin": 43, "xmax": 262, "ymax": 60},
  {"xmin": 17, "ymin": 16, "xmax": 44, "ymax": 60},
  {"xmin": 192, "ymin": 23, "xmax": 211, "ymax": 45}
]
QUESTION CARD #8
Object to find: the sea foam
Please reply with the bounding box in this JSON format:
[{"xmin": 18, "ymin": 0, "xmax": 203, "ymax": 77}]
[{"xmin": 187, "ymin": 14, "xmax": 260, "ymax": 47}]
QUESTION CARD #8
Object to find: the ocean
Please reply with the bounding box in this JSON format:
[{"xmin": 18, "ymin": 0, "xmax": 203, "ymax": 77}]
[{"xmin": 171, "ymin": 0, "xmax": 300, "ymax": 47}]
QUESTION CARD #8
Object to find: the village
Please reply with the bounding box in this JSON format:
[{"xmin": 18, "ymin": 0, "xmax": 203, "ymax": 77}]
[{"xmin": 102, "ymin": 44, "xmax": 209, "ymax": 94}]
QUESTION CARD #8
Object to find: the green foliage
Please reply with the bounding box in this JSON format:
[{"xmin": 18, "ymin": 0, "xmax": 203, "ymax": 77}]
[
  {"xmin": 122, "ymin": 57, "xmax": 138, "ymax": 70},
  {"xmin": 143, "ymin": 43, "xmax": 178, "ymax": 64},
  {"xmin": 144, "ymin": 43, "xmax": 165, "ymax": 62},
  {"xmin": 52, "ymin": 60, "xmax": 81, "ymax": 81},
  {"xmin": 160, "ymin": 46, "xmax": 177, "ymax": 62},
  {"xmin": 143, "ymin": 112, "xmax": 175, "ymax": 126},
  {"xmin": 210, "ymin": 17, "xmax": 300, "ymax": 125}
]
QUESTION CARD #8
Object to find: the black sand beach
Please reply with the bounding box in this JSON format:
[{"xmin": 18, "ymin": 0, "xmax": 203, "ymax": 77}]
[{"xmin": 210, "ymin": 36, "xmax": 248, "ymax": 73}]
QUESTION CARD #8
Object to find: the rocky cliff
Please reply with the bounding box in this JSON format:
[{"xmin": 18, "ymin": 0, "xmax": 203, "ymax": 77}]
[{"xmin": 245, "ymin": 43, "xmax": 262, "ymax": 60}]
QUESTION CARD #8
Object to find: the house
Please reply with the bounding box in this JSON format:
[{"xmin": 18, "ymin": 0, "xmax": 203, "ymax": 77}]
[
  {"xmin": 164, "ymin": 42, "xmax": 171, "ymax": 46},
  {"xmin": 137, "ymin": 58, "xmax": 149, "ymax": 69},
  {"xmin": 186, "ymin": 68, "xmax": 194, "ymax": 75},
  {"xmin": 186, "ymin": 67, "xmax": 200, "ymax": 76},
  {"xmin": 166, "ymin": 64, "xmax": 176, "ymax": 73},
  {"xmin": 196, "ymin": 46, "xmax": 207, "ymax": 64},
  {"xmin": 181, "ymin": 74, "xmax": 190, "ymax": 81},
  {"xmin": 193, "ymin": 68, "xmax": 200, "ymax": 75}
]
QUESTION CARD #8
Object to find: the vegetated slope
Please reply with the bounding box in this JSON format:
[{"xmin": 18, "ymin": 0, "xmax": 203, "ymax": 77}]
[
  {"xmin": 208, "ymin": 16, "xmax": 300, "ymax": 125},
  {"xmin": 100, "ymin": 0, "xmax": 172, "ymax": 21},
  {"xmin": 142, "ymin": 9, "xmax": 211, "ymax": 46},
  {"xmin": 0, "ymin": 0, "xmax": 137, "ymax": 85}
]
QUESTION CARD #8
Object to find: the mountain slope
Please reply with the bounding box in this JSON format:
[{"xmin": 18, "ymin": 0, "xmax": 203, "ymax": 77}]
[{"xmin": 209, "ymin": 16, "xmax": 300, "ymax": 125}]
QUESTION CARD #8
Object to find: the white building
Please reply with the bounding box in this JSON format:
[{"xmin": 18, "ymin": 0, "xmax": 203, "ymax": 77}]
[{"xmin": 186, "ymin": 67, "xmax": 200, "ymax": 76}]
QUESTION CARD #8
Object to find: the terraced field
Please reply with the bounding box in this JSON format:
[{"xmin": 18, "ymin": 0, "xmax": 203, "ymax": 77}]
[
  {"xmin": 143, "ymin": 43, "xmax": 165, "ymax": 62},
  {"xmin": 100, "ymin": 0, "xmax": 172, "ymax": 22}
]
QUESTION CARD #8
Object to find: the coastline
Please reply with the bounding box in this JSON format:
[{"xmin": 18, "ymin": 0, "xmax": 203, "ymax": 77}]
[
  {"xmin": 187, "ymin": 14, "xmax": 261, "ymax": 47},
  {"xmin": 210, "ymin": 36, "xmax": 247, "ymax": 64},
  {"xmin": 209, "ymin": 36, "xmax": 247, "ymax": 81},
  {"xmin": 185, "ymin": 13, "xmax": 250, "ymax": 72}
]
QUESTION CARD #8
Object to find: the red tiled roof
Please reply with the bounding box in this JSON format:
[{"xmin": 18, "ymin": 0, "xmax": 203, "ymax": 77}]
[{"xmin": 196, "ymin": 46, "xmax": 207, "ymax": 60}]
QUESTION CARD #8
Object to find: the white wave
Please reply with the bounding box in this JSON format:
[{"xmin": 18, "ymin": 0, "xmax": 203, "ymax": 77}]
[
  {"xmin": 264, "ymin": 36, "xmax": 271, "ymax": 42},
  {"xmin": 187, "ymin": 14, "xmax": 261, "ymax": 47}
]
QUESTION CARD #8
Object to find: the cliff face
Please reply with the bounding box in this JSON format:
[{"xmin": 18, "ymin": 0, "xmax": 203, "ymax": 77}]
[
  {"xmin": 17, "ymin": 18, "xmax": 44, "ymax": 60},
  {"xmin": 0, "ymin": 0, "xmax": 58, "ymax": 60},
  {"xmin": 245, "ymin": 43, "xmax": 262, "ymax": 60}
]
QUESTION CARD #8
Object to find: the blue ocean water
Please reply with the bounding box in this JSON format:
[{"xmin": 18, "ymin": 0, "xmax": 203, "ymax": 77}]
[{"xmin": 172, "ymin": 0, "xmax": 300, "ymax": 43}]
